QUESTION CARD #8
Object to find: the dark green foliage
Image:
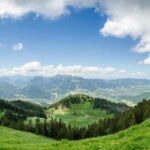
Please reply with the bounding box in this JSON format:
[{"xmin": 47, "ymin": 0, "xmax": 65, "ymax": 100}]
[
  {"xmin": 0, "ymin": 99, "xmax": 46, "ymax": 119},
  {"xmin": 10, "ymin": 100, "xmax": 46, "ymax": 118},
  {"xmin": 50, "ymin": 94, "xmax": 85, "ymax": 109},
  {"xmin": 0, "ymin": 98, "xmax": 150, "ymax": 141},
  {"xmin": 93, "ymin": 97, "xmax": 129, "ymax": 114},
  {"xmin": 134, "ymin": 99, "xmax": 150, "ymax": 123}
]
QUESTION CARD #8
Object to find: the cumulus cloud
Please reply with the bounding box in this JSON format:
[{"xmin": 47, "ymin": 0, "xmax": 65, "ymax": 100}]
[
  {"xmin": 99, "ymin": 0, "xmax": 150, "ymax": 63},
  {"xmin": 0, "ymin": 61, "xmax": 116, "ymax": 76},
  {"xmin": 139, "ymin": 55, "xmax": 150, "ymax": 65},
  {"xmin": 12, "ymin": 42, "xmax": 23, "ymax": 51},
  {"xmin": 0, "ymin": 0, "xmax": 99, "ymax": 20},
  {"xmin": 0, "ymin": 61, "xmax": 147, "ymax": 78}
]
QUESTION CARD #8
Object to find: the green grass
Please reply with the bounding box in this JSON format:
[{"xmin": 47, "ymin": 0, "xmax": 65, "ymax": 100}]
[
  {"xmin": 0, "ymin": 125, "xmax": 55, "ymax": 150},
  {"xmin": 1, "ymin": 119, "xmax": 150, "ymax": 150},
  {"xmin": 47, "ymin": 102, "xmax": 110, "ymax": 127}
]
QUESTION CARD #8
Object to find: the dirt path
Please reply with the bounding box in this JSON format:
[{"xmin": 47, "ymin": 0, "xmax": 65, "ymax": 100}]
[{"xmin": 81, "ymin": 110, "xmax": 90, "ymax": 118}]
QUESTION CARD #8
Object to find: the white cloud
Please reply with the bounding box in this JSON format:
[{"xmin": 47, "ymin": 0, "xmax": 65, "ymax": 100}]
[
  {"xmin": 0, "ymin": 0, "xmax": 99, "ymax": 20},
  {"xmin": 0, "ymin": 61, "xmax": 147, "ymax": 78},
  {"xmin": 0, "ymin": 61, "xmax": 116, "ymax": 76},
  {"xmin": 99, "ymin": 0, "xmax": 150, "ymax": 62},
  {"xmin": 119, "ymin": 70, "xmax": 127, "ymax": 73},
  {"xmin": 12, "ymin": 42, "xmax": 23, "ymax": 51},
  {"xmin": 139, "ymin": 55, "xmax": 150, "ymax": 65}
]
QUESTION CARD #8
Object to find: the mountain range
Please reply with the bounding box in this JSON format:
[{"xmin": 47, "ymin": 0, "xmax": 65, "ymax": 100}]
[{"xmin": 0, "ymin": 75, "xmax": 150, "ymax": 105}]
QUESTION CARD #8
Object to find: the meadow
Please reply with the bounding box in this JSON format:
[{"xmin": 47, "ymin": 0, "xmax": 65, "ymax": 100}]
[
  {"xmin": 47, "ymin": 101, "xmax": 110, "ymax": 127},
  {"xmin": 0, "ymin": 118, "xmax": 150, "ymax": 150}
]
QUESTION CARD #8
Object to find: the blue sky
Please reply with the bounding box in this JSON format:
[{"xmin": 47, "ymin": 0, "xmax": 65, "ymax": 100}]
[{"xmin": 0, "ymin": 0, "xmax": 150, "ymax": 78}]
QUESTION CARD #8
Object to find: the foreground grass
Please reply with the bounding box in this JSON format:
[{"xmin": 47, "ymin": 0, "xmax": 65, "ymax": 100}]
[{"xmin": 0, "ymin": 118, "xmax": 150, "ymax": 150}]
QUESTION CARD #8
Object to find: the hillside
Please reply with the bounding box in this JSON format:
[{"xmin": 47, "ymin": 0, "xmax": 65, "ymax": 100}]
[
  {"xmin": 47, "ymin": 94, "xmax": 128, "ymax": 127},
  {"xmin": 0, "ymin": 118, "xmax": 150, "ymax": 150},
  {"xmin": 0, "ymin": 99, "xmax": 47, "ymax": 123}
]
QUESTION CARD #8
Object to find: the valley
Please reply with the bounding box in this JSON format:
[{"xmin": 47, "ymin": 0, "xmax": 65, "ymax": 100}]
[{"xmin": 1, "ymin": 76, "xmax": 150, "ymax": 106}]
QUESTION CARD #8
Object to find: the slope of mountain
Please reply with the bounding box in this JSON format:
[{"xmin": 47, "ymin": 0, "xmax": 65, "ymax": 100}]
[
  {"xmin": 0, "ymin": 75, "xmax": 150, "ymax": 104},
  {"xmin": 47, "ymin": 94, "xmax": 129, "ymax": 127},
  {"xmin": 0, "ymin": 81, "xmax": 17, "ymax": 98},
  {"xmin": 0, "ymin": 118, "xmax": 150, "ymax": 150},
  {"xmin": 0, "ymin": 99, "xmax": 47, "ymax": 119}
]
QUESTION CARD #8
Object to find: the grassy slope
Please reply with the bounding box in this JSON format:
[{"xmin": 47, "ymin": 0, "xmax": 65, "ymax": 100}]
[
  {"xmin": 47, "ymin": 101, "xmax": 110, "ymax": 127},
  {"xmin": 0, "ymin": 119, "xmax": 150, "ymax": 150}
]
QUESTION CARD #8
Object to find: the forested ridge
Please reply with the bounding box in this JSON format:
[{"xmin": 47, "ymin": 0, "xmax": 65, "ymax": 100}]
[
  {"xmin": 0, "ymin": 96, "xmax": 150, "ymax": 140},
  {"xmin": 0, "ymin": 99, "xmax": 46, "ymax": 121},
  {"xmin": 50, "ymin": 94, "xmax": 129, "ymax": 114}
]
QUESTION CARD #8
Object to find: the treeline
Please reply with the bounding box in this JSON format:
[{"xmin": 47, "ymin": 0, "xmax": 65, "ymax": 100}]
[
  {"xmin": 0, "ymin": 99, "xmax": 150, "ymax": 140},
  {"xmin": 49, "ymin": 94, "xmax": 88, "ymax": 109},
  {"xmin": 93, "ymin": 98, "xmax": 129, "ymax": 114},
  {"xmin": 50, "ymin": 94, "xmax": 129, "ymax": 114},
  {"xmin": 0, "ymin": 99, "xmax": 47, "ymax": 120}
]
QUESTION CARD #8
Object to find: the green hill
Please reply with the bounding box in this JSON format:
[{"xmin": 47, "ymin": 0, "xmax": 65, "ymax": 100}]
[
  {"xmin": 0, "ymin": 118, "xmax": 150, "ymax": 150},
  {"xmin": 47, "ymin": 94, "xmax": 128, "ymax": 127}
]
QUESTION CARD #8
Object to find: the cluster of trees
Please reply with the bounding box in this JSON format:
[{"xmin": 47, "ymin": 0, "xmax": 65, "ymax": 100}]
[
  {"xmin": 0, "ymin": 99, "xmax": 150, "ymax": 140},
  {"xmin": 49, "ymin": 94, "xmax": 85, "ymax": 109},
  {"xmin": 0, "ymin": 99, "xmax": 47, "ymax": 119},
  {"xmin": 93, "ymin": 98, "xmax": 129, "ymax": 114}
]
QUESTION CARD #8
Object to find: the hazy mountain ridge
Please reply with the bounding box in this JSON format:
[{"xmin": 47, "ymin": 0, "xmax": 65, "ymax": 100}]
[{"xmin": 0, "ymin": 75, "xmax": 150, "ymax": 104}]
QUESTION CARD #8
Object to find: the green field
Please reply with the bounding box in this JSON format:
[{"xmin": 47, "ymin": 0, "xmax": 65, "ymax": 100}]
[
  {"xmin": 47, "ymin": 101, "xmax": 110, "ymax": 127},
  {"xmin": 1, "ymin": 118, "xmax": 150, "ymax": 150}
]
